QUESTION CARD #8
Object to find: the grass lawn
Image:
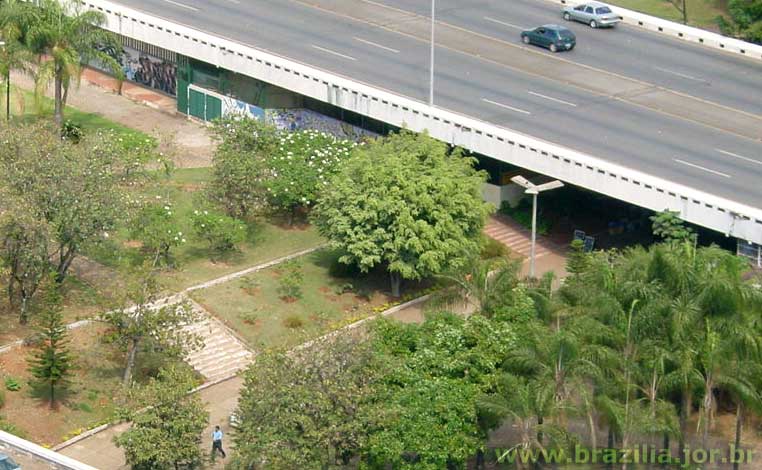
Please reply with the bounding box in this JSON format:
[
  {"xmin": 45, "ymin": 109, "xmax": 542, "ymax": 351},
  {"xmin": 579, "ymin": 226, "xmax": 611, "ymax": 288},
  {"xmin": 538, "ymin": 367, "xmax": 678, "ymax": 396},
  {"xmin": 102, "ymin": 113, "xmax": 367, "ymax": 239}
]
[
  {"xmin": 85, "ymin": 167, "xmax": 326, "ymax": 292},
  {"xmin": 0, "ymin": 277, "xmax": 106, "ymax": 346},
  {"xmin": 0, "ymin": 322, "xmax": 199, "ymax": 446},
  {"xmin": 6, "ymin": 89, "xmax": 151, "ymax": 146},
  {"xmin": 609, "ymin": 0, "xmax": 728, "ymax": 31},
  {"xmin": 190, "ymin": 249, "xmax": 430, "ymax": 351}
]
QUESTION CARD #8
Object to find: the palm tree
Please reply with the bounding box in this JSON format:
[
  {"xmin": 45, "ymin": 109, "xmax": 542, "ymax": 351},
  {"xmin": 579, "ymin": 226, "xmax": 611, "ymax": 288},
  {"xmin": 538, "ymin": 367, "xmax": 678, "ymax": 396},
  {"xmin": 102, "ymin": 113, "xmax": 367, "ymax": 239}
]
[
  {"xmin": 0, "ymin": 0, "xmax": 35, "ymax": 119},
  {"xmin": 25, "ymin": 0, "xmax": 122, "ymax": 126}
]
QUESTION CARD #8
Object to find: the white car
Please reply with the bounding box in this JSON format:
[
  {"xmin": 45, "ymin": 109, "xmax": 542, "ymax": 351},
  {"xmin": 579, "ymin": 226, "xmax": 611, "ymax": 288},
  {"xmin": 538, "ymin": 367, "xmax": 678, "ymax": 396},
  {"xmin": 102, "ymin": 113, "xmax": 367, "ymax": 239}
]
[{"xmin": 563, "ymin": 1, "xmax": 622, "ymax": 28}]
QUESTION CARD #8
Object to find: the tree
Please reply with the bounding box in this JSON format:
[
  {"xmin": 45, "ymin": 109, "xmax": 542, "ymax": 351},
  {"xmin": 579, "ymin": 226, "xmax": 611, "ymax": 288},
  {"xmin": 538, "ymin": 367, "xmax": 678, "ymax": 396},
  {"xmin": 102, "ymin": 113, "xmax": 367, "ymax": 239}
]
[
  {"xmin": 649, "ymin": 210, "xmax": 694, "ymax": 243},
  {"xmin": 0, "ymin": 198, "xmax": 51, "ymax": 324},
  {"xmin": 0, "ymin": 0, "xmax": 35, "ymax": 118},
  {"xmin": 115, "ymin": 365, "xmax": 208, "ymax": 470},
  {"xmin": 717, "ymin": 0, "xmax": 762, "ymax": 44},
  {"xmin": 312, "ymin": 130, "xmax": 492, "ymax": 297},
  {"xmin": 130, "ymin": 201, "xmax": 185, "ymax": 268},
  {"xmin": 190, "ymin": 208, "xmax": 246, "ymax": 257},
  {"xmin": 0, "ymin": 124, "xmax": 130, "ymax": 283},
  {"xmin": 26, "ymin": 0, "xmax": 123, "ymax": 126},
  {"xmin": 208, "ymin": 116, "xmax": 279, "ymax": 218},
  {"xmin": 265, "ymin": 129, "xmax": 356, "ymax": 224},
  {"xmin": 101, "ymin": 270, "xmax": 201, "ymax": 387},
  {"xmin": 26, "ymin": 287, "xmax": 74, "ymax": 408},
  {"xmin": 365, "ymin": 313, "xmax": 514, "ymax": 468},
  {"xmin": 235, "ymin": 334, "xmax": 382, "ymax": 469}
]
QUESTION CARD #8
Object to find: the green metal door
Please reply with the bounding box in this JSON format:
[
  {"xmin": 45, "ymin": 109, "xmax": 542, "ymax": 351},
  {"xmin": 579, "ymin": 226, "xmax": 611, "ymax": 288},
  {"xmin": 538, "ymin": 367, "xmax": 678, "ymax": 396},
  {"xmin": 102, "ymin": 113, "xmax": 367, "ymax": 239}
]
[
  {"xmin": 188, "ymin": 88, "xmax": 206, "ymax": 120},
  {"xmin": 205, "ymin": 94, "xmax": 222, "ymax": 121}
]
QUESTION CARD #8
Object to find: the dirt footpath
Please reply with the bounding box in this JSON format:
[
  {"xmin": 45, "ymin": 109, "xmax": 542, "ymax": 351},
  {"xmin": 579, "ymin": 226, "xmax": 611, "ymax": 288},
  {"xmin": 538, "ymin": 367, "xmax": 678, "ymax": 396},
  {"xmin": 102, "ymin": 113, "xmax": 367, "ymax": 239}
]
[{"xmin": 10, "ymin": 69, "xmax": 214, "ymax": 168}]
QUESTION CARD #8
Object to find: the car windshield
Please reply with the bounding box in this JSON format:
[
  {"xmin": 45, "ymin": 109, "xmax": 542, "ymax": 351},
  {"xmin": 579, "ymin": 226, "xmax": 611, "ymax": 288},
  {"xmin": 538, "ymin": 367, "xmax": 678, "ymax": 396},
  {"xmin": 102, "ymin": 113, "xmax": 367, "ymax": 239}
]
[{"xmin": 596, "ymin": 6, "xmax": 613, "ymax": 14}]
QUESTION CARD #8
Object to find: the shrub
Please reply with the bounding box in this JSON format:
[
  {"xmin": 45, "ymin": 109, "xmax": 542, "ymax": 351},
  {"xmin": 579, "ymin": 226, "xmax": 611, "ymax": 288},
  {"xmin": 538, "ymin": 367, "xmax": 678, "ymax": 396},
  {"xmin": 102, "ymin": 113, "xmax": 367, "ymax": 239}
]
[
  {"xmin": 283, "ymin": 315, "xmax": 304, "ymax": 329},
  {"xmin": 499, "ymin": 200, "xmax": 550, "ymax": 235},
  {"xmin": 481, "ymin": 236, "xmax": 508, "ymax": 259},
  {"xmin": 4, "ymin": 377, "xmax": 21, "ymax": 392},
  {"xmin": 191, "ymin": 209, "xmax": 246, "ymax": 256},
  {"xmin": 0, "ymin": 388, "xmax": 5, "ymax": 408},
  {"xmin": 239, "ymin": 309, "xmax": 261, "ymax": 325},
  {"xmin": 334, "ymin": 282, "xmax": 354, "ymax": 295},
  {"xmin": 61, "ymin": 120, "xmax": 84, "ymax": 143},
  {"xmin": 77, "ymin": 402, "xmax": 94, "ymax": 413},
  {"xmin": 277, "ymin": 261, "xmax": 304, "ymax": 301}
]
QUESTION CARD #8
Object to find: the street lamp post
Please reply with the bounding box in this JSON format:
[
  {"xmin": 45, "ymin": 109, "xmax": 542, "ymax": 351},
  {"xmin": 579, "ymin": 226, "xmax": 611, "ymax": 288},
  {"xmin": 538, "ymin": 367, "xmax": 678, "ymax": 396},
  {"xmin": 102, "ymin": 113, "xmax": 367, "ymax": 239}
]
[
  {"xmin": 429, "ymin": 0, "xmax": 435, "ymax": 106},
  {"xmin": 510, "ymin": 176, "xmax": 564, "ymax": 278}
]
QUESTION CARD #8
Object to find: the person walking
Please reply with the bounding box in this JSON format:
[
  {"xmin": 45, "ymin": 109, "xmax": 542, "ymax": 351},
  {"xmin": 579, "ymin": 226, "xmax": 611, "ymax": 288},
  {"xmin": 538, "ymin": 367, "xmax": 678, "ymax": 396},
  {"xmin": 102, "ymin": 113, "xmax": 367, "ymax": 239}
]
[{"xmin": 211, "ymin": 425, "xmax": 226, "ymax": 460}]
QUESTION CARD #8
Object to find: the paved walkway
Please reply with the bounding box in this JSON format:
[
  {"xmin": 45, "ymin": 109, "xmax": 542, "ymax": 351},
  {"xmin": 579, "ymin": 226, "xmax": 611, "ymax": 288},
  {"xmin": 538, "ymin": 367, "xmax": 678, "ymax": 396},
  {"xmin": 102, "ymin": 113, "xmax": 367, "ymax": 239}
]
[
  {"xmin": 10, "ymin": 68, "xmax": 214, "ymax": 168},
  {"xmin": 485, "ymin": 214, "xmax": 568, "ymax": 281}
]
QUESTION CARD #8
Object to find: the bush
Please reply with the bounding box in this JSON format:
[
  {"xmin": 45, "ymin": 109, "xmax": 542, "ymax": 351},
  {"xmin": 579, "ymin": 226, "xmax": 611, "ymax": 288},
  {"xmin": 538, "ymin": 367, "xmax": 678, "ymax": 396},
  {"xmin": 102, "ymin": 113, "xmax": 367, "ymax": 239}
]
[
  {"xmin": 481, "ymin": 236, "xmax": 508, "ymax": 259},
  {"xmin": 61, "ymin": 120, "xmax": 84, "ymax": 143},
  {"xmin": 4, "ymin": 377, "xmax": 21, "ymax": 392},
  {"xmin": 283, "ymin": 315, "xmax": 304, "ymax": 329},
  {"xmin": 0, "ymin": 388, "xmax": 5, "ymax": 408},
  {"xmin": 277, "ymin": 261, "xmax": 304, "ymax": 301},
  {"xmin": 191, "ymin": 209, "xmax": 246, "ymax": 256}
]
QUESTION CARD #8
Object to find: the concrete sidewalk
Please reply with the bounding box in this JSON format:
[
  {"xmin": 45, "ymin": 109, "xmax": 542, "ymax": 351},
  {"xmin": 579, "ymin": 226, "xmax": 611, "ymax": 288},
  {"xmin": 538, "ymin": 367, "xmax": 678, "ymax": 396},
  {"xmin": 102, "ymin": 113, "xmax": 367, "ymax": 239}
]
[{"xmin": 10, "ymin": 68, "xmax": 214, "ymax": 169}]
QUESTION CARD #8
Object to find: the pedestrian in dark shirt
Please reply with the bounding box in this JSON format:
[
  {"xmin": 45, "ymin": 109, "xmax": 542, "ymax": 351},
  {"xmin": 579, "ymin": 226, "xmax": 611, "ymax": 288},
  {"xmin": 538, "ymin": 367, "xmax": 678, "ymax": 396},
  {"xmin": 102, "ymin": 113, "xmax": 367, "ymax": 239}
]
[{"xmin": 211, "ymin": 425, "xmax": 226, "ymax": 459}]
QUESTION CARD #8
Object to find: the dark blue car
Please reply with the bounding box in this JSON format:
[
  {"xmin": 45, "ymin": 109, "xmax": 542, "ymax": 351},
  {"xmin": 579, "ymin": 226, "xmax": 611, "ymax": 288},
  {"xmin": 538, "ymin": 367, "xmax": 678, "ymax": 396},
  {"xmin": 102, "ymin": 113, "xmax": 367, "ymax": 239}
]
[{"xmin": 521, "ymin": 24, "xmax": 576, "ymax": 52}]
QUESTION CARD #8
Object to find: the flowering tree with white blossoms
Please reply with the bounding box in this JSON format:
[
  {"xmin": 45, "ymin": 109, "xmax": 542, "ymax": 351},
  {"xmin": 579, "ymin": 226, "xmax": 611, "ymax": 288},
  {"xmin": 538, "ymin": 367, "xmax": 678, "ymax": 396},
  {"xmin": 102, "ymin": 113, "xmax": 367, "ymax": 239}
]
[
  {"xmin": 130, "ymin": 198, "xmax": 186, "ymax": 268},
  {"xmin": 266, "ymin": 129, "xmax": 357, "ymax": 224}
]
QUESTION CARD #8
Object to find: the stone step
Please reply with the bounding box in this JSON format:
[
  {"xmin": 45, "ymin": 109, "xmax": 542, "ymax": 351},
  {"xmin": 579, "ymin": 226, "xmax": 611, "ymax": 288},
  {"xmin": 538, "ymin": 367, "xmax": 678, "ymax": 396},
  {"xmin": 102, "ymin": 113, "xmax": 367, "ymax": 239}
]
[
  {"xmin": 189, "ymin": 349, "xmax": 252, "ymax": 370},
  {"xmin": 199, "ymin": 356, "xmax": 253, "ymax": 379},
  {"xmin": 196, "ymin": 334, "xmax": 239, "ymax": 350}
]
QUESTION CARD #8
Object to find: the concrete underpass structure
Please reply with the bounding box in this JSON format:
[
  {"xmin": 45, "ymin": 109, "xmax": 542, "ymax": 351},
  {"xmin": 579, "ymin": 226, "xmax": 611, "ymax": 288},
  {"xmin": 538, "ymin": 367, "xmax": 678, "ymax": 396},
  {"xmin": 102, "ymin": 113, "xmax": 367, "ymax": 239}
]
[{"xmin": 77, "ymin": 0, "xmax": 762, "ymax": 254}]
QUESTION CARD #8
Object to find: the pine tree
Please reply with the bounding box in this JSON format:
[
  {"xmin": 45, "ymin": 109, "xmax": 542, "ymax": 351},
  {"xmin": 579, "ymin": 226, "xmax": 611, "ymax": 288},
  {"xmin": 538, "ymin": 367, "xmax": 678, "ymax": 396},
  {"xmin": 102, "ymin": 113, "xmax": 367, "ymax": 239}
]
[
  {"xmin": 566, "ymin": 238, "xmax": 590, "ymax": 278},
  {"xmin": 27, "ymin": 289, "xmax": 73, "ymax": 408}
]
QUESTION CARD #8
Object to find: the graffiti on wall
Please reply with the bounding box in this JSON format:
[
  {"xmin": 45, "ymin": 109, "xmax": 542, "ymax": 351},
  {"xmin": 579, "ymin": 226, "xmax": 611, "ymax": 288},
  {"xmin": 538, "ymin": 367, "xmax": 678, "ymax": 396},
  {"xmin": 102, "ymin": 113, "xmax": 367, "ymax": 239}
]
[
  {"xmin": 93, "ymin": 45, "xmax": 177, "ymax": 96},
  {"xmin": 265, "ymin": 108, "xmax": 376, "ymax": 141},
  {"xmin": 221, "ymin": 96, "xmax": 266, "ymax": 121}
]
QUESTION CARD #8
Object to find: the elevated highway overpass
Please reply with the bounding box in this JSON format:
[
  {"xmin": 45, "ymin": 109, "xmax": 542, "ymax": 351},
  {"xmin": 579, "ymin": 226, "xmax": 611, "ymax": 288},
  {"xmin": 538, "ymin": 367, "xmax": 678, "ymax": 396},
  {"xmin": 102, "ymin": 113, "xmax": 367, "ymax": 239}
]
[{"xmin": 78, "ymin": 0, "xmax": 762, "ymax": 244}]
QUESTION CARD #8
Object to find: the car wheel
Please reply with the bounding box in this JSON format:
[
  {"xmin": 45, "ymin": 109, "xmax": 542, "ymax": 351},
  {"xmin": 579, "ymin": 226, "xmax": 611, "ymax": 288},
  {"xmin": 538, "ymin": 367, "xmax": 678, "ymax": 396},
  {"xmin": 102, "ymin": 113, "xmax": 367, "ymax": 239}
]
[
  {"xmin": 549, "ymin": 43, "xmax": 558, "ymax": 52},
  {"xmin": 589, "ymin": 20, "xmax": 598, "ymax": 28},
  {"xmin": 522, "ymin": 35, "xmax": 530, "ymax": 44},
  {"xmin": 563, "ymin": 12, "xmax": 571, "ymax": 21}
]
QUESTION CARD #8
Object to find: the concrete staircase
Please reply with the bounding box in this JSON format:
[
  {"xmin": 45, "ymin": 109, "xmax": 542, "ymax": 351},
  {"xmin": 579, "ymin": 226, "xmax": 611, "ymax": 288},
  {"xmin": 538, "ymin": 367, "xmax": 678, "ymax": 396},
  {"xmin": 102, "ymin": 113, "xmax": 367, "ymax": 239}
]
[
  {"xmin": 484, "ymin": 215, "xmax": 553, "ymax": 259},
  {"xmin": 183, "ymin": 311, "xmax": 254, "ymax": 383}
]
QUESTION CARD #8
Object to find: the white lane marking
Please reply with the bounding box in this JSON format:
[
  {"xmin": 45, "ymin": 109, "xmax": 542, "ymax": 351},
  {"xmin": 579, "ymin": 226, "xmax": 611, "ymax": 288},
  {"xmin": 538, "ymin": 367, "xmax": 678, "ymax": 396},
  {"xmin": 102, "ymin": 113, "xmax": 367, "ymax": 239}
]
[
  {"xmin": 716, "ymin": 149, "xmax": 762, "ymax": 166},
  {"xmin": 311, "ymin": 44, "xmax": 357, "ymax": 61},
  {"xmin": 673, "ymin": 158, "xmax": 731, "ymax": 178},
  {"xmin": 653, "ymin": 67, "xmax": 706, "ymax": 82},
  {"xmin": 527, "ymin": 91, "xmax": 577, "ymax": 107},
  {"xmin": 162, "ymin": 0, "xmax": 198, "ymax": 11},
  {"xmin": 353, "ymin": 37, "xmax": 400, "ymax": 53},
  {"xmin": 482, "ymin": 98, "xmax": 532, "ymax": 115},
  {"xmin": 483, "ymin": 16, "xmax": 525, "ymax": 30}
]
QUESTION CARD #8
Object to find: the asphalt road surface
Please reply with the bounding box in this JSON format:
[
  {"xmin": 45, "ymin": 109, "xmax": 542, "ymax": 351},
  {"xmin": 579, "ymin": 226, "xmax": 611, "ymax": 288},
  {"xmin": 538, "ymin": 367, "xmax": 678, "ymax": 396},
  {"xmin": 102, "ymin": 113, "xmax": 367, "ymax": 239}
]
[{"xmin": 112, "ymin": 0, "xmax": 762, "ymax": 207}]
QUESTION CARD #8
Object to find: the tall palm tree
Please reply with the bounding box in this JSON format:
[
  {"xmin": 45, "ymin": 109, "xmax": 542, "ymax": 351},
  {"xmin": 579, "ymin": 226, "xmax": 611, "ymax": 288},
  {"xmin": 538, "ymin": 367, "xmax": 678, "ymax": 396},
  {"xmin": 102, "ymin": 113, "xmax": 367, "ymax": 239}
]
[
  {"xmin": 26, "ymin": 0, "xmax": 122, "ymax": 126},
  {"xmin": 0, "ymin": 0, "xmax": 35, "ymax": 119}
]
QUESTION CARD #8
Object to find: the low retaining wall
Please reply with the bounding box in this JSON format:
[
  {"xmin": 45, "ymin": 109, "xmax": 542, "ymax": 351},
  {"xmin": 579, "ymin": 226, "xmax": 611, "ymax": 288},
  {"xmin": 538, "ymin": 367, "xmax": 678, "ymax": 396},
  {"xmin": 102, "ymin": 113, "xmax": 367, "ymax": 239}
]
[{"xmin": 0, "ymin": 431, "xmax": 97, "ymax": 470}]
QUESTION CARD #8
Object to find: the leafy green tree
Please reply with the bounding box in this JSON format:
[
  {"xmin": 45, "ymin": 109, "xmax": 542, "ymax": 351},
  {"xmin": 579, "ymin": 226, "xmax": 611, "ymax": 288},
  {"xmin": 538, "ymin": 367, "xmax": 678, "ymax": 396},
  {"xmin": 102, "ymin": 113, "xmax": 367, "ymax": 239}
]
[
  {"xmin": 0, "ymin": 124, "xmax": 132, "ymax": 283},
  {"xmin": 101, "ymin": 270, "xmax": 201, "ymax": 387},
  {"xmin": 130, "ymin": 201, "xmax": 185, "ymax": 268},
  {"xmin": 208, "ymin": 116, "xmax": 279, "ymax": 218},
  {"xmin": 565, "ymin": 238, "xmax": 590, "ymax": 278},
  {"xmin": 115, "ymin": 365, "xmax": 208, "ymax": 470},
  {"xmin": 190, "ymin": 208, "xmax": 245, "ymax": 257},
  {"xmin": 265, "ymin": 129, "xmax": 356, "ymax": 224},
  {"xmin": 0, "ymin": 197, "xmax": 51, "ymax": 323},
  {"xmin": 312, "ymin": 130, "xmax": 492, "ymax": 297},
  {"xmin": 717, "ymin": 0, "xmax": 762, "ymax": 44},
  {"xmin": 26, "ymin": 0, "xmax": 123, "ymax": 126},
  {"xmin": 27, "ymin": 287, "xmax": 73, "ymax": 408},
  {"xmin": 235, "ymin": 334, "xmax": 382, "ymax": 469},
  {"xmin": 649, "ymin": 210, "xmax": 694, "ymax": 243}
]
